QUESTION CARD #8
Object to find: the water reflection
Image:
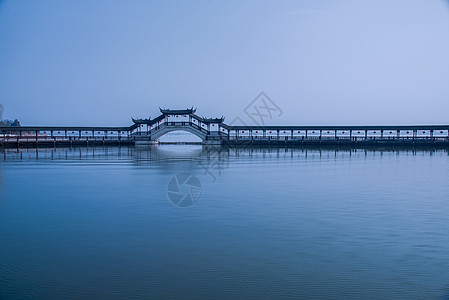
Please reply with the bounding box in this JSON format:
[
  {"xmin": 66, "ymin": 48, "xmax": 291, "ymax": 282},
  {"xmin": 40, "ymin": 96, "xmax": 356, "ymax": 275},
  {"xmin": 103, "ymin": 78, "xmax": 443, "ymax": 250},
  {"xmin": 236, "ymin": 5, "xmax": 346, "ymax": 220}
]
[
  {"xmin": 1, "ymin": 145, "xmax": 449, "ymax": 299},
  {"xmin": 2, "ymin": 145, "xmax": 447, "ymax": 186},
  {"xmin": 1, "ymin": 145, "xmax": 447, "ymax": 163}
]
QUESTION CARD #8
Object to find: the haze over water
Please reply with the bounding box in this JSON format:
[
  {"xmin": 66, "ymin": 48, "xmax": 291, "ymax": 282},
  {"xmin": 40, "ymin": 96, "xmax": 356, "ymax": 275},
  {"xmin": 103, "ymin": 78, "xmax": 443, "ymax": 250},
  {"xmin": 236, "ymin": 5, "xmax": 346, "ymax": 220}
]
[{"xmin": 1, "ymin": 145, "xmax": 448, "ymax": 299}]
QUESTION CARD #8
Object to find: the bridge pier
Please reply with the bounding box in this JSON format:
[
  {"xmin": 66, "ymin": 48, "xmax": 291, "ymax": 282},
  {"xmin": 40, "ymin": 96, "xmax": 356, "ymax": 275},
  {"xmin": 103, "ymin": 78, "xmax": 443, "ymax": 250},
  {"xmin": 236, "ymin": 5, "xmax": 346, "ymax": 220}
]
[{"xmin": 202, "ymin": 140, "xmax": 223, "ymax": 146}]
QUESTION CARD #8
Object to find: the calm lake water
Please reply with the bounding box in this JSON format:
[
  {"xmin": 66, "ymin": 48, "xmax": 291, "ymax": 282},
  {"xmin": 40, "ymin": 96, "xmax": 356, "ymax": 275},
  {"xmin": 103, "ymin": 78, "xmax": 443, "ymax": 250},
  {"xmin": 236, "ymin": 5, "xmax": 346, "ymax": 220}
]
[{"xmin": 0, "ymin": 146, "xmax": 449, "ymax": 299}]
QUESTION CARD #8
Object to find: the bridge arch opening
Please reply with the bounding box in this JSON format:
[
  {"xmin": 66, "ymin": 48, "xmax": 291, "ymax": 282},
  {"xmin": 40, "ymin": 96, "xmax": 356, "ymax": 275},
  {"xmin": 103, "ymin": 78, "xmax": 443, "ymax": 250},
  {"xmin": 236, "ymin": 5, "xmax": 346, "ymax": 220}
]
[{"xmin": 155, "ymin": 129, "xmax": 203, "ymax": 143}]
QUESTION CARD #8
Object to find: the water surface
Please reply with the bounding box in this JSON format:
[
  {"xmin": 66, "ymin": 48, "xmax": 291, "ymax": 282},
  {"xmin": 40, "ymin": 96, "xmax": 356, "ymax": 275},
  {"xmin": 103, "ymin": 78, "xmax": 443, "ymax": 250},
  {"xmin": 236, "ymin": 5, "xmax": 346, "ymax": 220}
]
[{"xmin": 0, "ymin": 146, "xmax": 448, "ymax": 299}]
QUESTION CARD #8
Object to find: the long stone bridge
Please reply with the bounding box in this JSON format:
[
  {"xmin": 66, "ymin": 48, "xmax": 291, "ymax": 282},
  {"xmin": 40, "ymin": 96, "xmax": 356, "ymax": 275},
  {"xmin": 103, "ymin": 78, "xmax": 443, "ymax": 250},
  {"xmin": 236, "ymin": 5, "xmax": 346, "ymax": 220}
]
[{"xmin": 1, "ymin": 107, "xmax": 449, "ymax": 148}]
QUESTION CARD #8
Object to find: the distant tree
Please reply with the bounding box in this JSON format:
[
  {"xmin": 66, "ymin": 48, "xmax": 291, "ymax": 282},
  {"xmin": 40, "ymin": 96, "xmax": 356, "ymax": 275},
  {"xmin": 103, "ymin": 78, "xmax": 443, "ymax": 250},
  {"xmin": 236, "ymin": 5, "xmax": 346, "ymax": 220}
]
[
  {"xmin": 11, "ymin": 119, "xmax": 21, "ymax": 127},
  {"xmin": 0, "ymin": 104, "xmax": 22, "ymax": 126},
  {"xmin": 0, "ymin": 119, "xmax": 21, "ymax": 127}
]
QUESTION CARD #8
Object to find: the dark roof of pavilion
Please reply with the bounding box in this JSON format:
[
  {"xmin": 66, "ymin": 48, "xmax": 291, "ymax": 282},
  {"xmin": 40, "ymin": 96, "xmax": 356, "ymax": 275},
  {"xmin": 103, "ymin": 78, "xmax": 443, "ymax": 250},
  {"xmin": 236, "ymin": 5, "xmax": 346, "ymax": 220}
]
[
  {"xmin": 132, "ymin": 117, "xmax": 151, "ymax": 124},
  {"xmin": 0, "ymin": 124, "xmax": 140, "ymax": 131},
  {"xmin": 221, "ymin": 124, "xmax": 449, "ymax": 130},
  {"xmin": 159, "ymin": 107, "xmax": 196, "ymax": 115},
  {"xmin": 201, "ymin": 117, "xmax": 225, "ymax": 123}
]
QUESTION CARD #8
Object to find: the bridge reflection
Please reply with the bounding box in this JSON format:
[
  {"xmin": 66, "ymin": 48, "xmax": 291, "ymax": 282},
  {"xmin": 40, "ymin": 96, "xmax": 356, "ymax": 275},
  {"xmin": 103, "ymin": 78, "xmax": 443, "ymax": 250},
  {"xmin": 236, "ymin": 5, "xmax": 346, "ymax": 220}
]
[{"xmin": 1, "ymin": 145, "xmax": 447, "ymax": 163}]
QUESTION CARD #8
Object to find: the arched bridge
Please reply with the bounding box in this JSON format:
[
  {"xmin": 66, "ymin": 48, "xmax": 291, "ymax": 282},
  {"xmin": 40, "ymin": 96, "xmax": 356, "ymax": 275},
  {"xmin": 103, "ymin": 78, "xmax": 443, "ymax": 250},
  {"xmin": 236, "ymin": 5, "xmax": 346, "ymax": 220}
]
[
  {"xmin": 1, "ymin": 107, "xmax": 449, "ymax": 147},
  {"xmin": 131, "ymin": 107, "xmax": 226, "ymax": 143}
]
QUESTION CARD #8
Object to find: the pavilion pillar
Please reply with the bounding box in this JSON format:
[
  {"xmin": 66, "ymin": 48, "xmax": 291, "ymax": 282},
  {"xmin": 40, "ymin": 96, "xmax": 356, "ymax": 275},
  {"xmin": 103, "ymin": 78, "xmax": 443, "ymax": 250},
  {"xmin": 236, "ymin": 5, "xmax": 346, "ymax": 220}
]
[
  {"xmin": 334, "ymin": 130, "xmax": 337, "ymax": 139},
  {"xmin": 381, "ymin": 130, "xmax": 384, "ymax": 139},
  {"xmin": 305, "ymin": 130, "xmax": 308, "ymax": 139},
  {"xmin": 413, "ymin": 130, "xmax": 417, "ymax": 139},
  {"xmin": 319, "ymin": 130, "xmax": 322, "ymax": 140},
  {"xmin": 349, "ymin": 130, "xmax": 352, "ymax": 140},
  {"xmin": 365, "ymin": 130, "xmax": 368, "ymax": 139},
  {"xmin": 430, "ymin": 130, "xmax": 434, "ymax": 138},
  {"xmin": 397, "ymin": 130, "xmax": 400, "ymax": 139}
]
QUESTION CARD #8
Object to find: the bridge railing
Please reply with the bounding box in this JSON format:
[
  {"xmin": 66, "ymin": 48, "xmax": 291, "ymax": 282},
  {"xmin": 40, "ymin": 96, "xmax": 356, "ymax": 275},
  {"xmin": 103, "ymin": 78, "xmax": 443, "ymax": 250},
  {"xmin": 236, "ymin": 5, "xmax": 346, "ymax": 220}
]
[
  {"xmin": 147, "ymin": 121, "xmax": 209, "ymax": 135},
  {"xmin": 0, "ymin": 136, "xmax": 135, "ymax": 142},
  {"xmin": 227, "ymin": 136, "xmax": 449, "ymax": 141},
  {"xmin": 2, "ymin": 134, "xmax": 449, "ymax": 142}
]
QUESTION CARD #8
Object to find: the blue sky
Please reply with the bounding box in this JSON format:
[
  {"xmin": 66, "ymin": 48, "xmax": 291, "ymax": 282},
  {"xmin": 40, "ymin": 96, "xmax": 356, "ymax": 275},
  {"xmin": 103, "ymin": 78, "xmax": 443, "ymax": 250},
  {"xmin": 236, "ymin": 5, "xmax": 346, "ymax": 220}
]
[{"xmin": 1, "ymin": 0, "xmax": 449, "ymax": 126}]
